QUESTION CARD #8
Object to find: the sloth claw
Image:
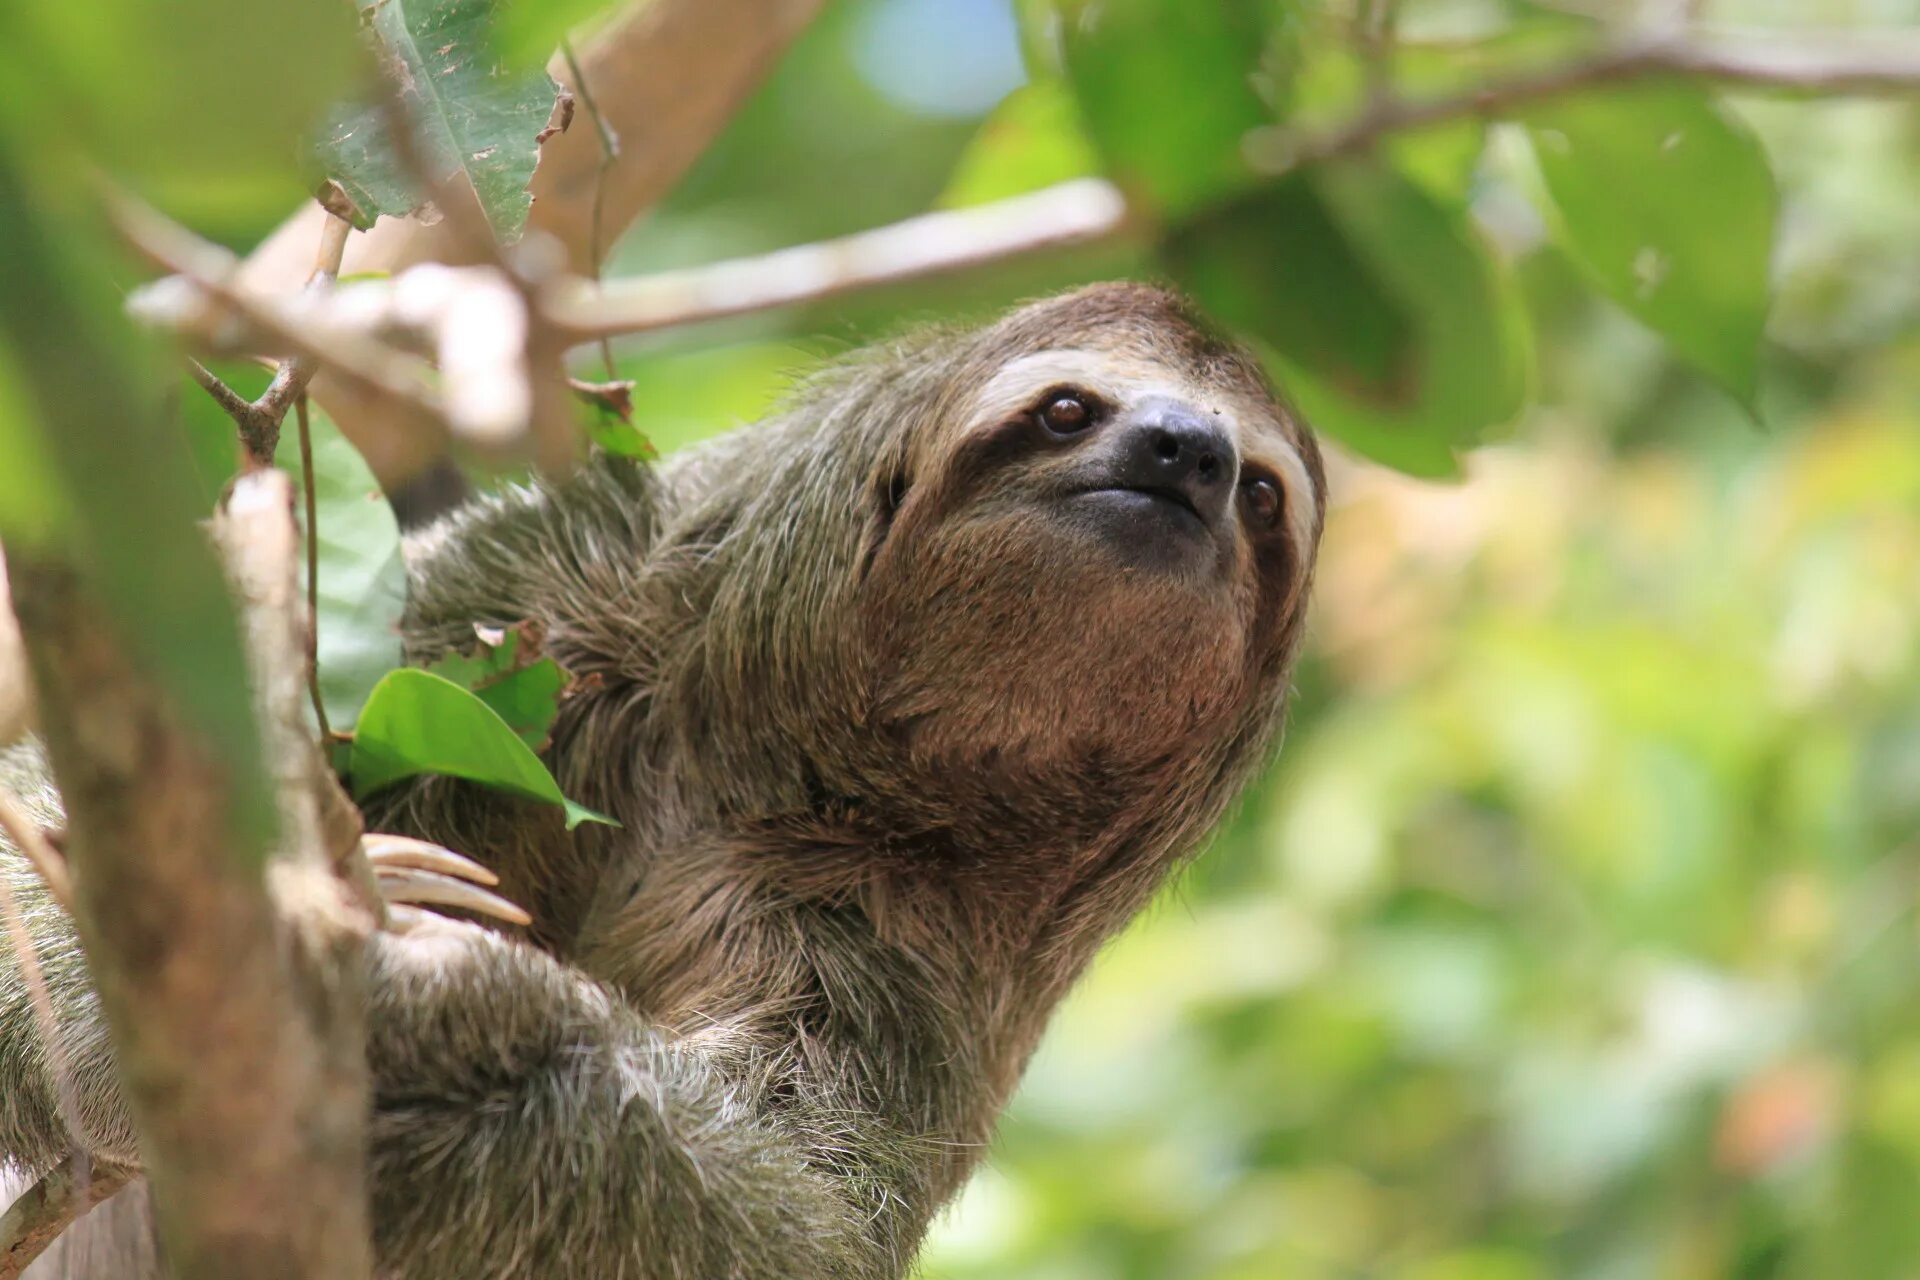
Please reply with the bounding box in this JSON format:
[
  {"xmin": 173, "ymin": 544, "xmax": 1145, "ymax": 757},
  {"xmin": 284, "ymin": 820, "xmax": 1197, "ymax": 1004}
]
[
  {"xmin": 361, "ymin": 835, "xmax": 530, "ymax": 928},
  {"xmin": 361, "ymin": 834, "xmax": 502, "ymax": 886}
]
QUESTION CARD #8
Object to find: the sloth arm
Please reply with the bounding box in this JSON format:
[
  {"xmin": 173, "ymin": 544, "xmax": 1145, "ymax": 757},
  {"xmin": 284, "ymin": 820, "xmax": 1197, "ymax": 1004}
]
[
  {"xmin": 360, "ymin": 922, "xmax": 879, "ymax": 1279},
  {"xmin": 0, "ymin": 843, "xmax": 878, "ymax": 1280}
]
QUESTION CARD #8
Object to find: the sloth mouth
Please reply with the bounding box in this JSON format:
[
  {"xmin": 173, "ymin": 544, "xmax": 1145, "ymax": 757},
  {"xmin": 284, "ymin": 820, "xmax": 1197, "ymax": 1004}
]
[{"xmin": 1076, "ymin": 485, "xmax": 1206, "ymax": 529}]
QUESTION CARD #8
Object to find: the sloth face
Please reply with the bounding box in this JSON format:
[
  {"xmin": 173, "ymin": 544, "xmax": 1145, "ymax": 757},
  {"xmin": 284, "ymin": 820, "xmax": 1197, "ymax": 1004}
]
[
  {"xmin": 952, "ymin": 346, "xmax": 1318, "ymax": 584},
  {"xmin": 860, "ymin": 285, "xmax": 1323, "ymax": 776}
]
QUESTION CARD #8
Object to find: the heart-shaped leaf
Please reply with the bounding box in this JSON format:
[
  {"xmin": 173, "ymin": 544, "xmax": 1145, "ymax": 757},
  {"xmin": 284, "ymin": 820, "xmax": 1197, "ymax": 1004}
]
[{"xmin": 350, "ymin": 668, "xmax": 612, "ymax": 829}]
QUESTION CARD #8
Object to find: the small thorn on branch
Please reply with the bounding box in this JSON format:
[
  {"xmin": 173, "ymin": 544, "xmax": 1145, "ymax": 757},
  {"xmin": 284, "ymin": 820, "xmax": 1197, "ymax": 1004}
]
[{"xmin": 177, "ymin": 212, "xmax": 355, "ymax": 467}]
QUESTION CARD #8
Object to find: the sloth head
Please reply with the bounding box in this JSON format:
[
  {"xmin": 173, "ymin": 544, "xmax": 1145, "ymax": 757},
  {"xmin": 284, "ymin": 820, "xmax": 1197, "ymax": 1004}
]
[
  {"xmin": 652, "ymin": 284, "xmax": 1322, "ymax": 841},
  {"xmin": 849, "ymin": 284, "xmax": 1323, "ymax": 793}
]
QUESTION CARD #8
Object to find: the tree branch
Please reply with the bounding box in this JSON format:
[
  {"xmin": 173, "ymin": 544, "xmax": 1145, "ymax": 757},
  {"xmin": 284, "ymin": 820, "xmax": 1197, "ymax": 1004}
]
[
  {"xmin": 0, "ymin": 1156, "xmax": 133, "ymax": 1280},
  {"xmin": 6, "ymin": 471, "xmax": 375, "ymax": 1278},
  {"xmin": 238, "ymin": 0, "xmax": 829, "ymax": 489},
  {"xmin": 178, "ymin": 214, "xmax": 353, "ymax": 466},
  {"xmin": 546, "ymin": 177, "xmax": 1133, "ymax": 341},
  {"xmin": 115, "ymin": 192, "xmax": 452, "ymax": 458},
  {"xmin": 128, "ymin": 29, "xmax": 1920, "ymax": 445},
  {"xmin": 1246, "ymin": 30, "xmax": 1920, "ymax": 173}
]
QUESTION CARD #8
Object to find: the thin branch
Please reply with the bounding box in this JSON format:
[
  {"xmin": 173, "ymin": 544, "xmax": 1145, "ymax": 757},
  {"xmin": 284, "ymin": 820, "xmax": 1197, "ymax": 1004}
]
[
  {"xmin": 1358, "ymin": 0, "xmax": 1400, "ymax": 105},
  {"xmin": 180, "ymin": 215, "xmax": 354, "ymax": 466},
  {"xmin": 294, "ymin": 395, "xmax": 331, "ymax": 741},
  {"xmin": 238, "ymin": 0, "xmax": 829, "ymax": 491},
  {"xmin": 1246, "ymin": 31, "xmax": 1920, "ymax": 173},
  {"xmin": 0, "ymin": 1156, "xmax": 133, "ymax": 1280},
  {"xmin": 561, "ymin": 35, "xmax": 622, "ymax": 381},
  {"xmin": 113, "ymin": 191, "xmax": 451, "ymax": 449},
  {"xmin": 248, "ymin": 214, "xmax": 354, "ymax": 451},
  {"xmin": 0, "ymin": 787, "xmax": 70, "ymax": 911},
  {"xmin": 0, "ymin": 794, "xmax": 112, "ymax": 1280},
  {"xmin": 546, "ymin": 177, "xmax": 1133, "ymax": 342},
  {"xmin": 185, "ymin": 356, "xmax": 257, "ymax": 424}
]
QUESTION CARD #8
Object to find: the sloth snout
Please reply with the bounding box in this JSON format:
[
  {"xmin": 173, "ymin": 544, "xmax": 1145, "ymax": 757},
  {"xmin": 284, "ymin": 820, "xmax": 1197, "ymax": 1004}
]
[{"xmin": 1110, "ymin": 398, "xmax": 1236, "ymax": 527}]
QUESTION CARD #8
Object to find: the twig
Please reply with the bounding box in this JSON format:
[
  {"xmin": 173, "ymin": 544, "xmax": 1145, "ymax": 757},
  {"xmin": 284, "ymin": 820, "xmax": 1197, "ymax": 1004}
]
[
  {"xmin": 238, "ymin": 0, "xmax": 829, "ymax": 492},
  {"xmin": 0, "ymin": 787, "xmax": 70, "ymax": 911},
  {"xmin": 0, "ymin": 791, "xmax": 107, "ymax": 1280},
  {"xmin": 185, "ymin": 356, "xmax": 257, "ymax": 425},
  {"xmin": 547, "ymin": 177, "xmax": 1133, "ymax": 341},
  {"xmin": 294, "ymin": 395, "xmax": 331, "ymax": 741},
  {"xmin": 180, "ymin": 216, "xmax": 353, "ymax": 466},
  {"xmin": 1358, "ymin": 0, "xmax": 1400, "ymax": 105},
  {"xmin": 0, "ymin": 1155, "xmax": 133, "ymax": 1280},
  {"xmin": 561, "ymin": 36, "xmax": 622, "ymax": 381},
  {"xmin": 1246, "ymin": 30, "xmax": 1920, "ymax": 172},
  {"xmin": 112, "ymin": 191, "xmax": 450, "ymax": 446}
]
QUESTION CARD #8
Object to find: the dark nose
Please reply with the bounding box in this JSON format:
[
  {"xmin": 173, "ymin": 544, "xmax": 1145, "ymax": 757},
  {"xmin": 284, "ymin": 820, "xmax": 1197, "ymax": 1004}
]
[{"xmin": 1111, "ymin": 399, "xmax": 1236, "ymax": 527}]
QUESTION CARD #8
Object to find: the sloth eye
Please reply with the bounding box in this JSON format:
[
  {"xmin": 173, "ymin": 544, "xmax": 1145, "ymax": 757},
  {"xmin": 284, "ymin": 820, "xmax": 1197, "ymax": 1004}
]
[
  {"xmin": 1241, "ymin": 476, "xmax": 1283, "ymax": 528},
  {"xmin": 1037, "ymin": 392, "xmax": 1094, "ymax": 435}
]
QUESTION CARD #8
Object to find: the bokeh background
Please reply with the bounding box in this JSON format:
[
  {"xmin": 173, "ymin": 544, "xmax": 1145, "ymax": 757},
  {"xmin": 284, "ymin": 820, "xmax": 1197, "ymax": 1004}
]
[
  {"xmin": 144, "ymin": 0, "xmax": 1920, "ymax": 1274},
  {"xmin": 585, "ymin": 2, "xmax": 1920, "ymax": 1276}
]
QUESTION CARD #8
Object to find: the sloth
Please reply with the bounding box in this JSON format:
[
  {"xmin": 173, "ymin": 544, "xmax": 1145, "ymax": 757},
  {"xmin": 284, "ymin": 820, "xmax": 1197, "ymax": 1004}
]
[{"xmin": 1, "ymin": 282, "xmax": 1325, "ymax": 1278}]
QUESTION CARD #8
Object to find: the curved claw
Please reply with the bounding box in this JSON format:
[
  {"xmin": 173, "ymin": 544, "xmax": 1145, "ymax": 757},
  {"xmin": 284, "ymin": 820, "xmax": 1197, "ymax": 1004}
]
[
  {"xmin": 361, "ymin": 834, "xmax": 501, "ymax": 886},
  {"xmin": 373, "ymin": 865, "xmax": 533, "ymax": 928}
]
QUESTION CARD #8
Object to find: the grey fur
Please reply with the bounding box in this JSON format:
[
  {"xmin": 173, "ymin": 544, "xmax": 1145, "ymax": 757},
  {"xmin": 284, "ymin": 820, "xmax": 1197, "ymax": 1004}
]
[{"xmin": 1, "ymin": 284, "xmax": 1324, "ymax": 1279}]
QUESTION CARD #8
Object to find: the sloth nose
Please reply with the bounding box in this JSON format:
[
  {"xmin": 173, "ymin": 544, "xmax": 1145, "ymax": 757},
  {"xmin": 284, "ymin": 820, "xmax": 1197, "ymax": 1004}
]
[{"xmin": 1113, "ymin": 399, "xmax": 1236, "ymax": 526}]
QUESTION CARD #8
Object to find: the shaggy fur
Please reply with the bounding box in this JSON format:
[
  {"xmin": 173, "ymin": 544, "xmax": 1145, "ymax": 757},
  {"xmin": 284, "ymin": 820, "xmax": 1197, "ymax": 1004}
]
[{"xmin": 1, "ymin": 284, "xmax": 1324, "ymax": 1278}]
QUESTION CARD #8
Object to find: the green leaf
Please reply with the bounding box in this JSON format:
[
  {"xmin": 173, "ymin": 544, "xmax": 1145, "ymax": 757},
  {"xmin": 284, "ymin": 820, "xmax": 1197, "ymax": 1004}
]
[
  {"xmin": 492, "ymin": 0, "xmax": 613, "ymax": 68},
  {"xmin": 1163, "ymin": 175, "xmax": 1418, "ymax": 404},
  {"xmin": 314, "ymin": 0, "xmax": 569, "ymax": 240},
  {"xmin": 425, "ymin": 622, "xmax": 570, "ymax": 750},
  {"xmin": 350, "ymin": 669, "xmax": 613, "ymax": 829},
  {"xmin": 1039, "ymin": 0, "xmax": 1271, "ymax": 217},
  {"xmin": 1163, "ymin": 164, "xmax": 1530, "ymax": 475},
  {"xmin": 940, "ymin": 80, "xmax": 1102, "ymax": 208},
  {"xmin": 0, "ymin": 0, "xmax": 361, "ymax": 230},
  {"xmin": 1525, "ymin": 84, "xmax": 1776, "ymax": 406},
  {"xmin": 279, "ymin": 406, "xmax": 408, "ymax": 727},
  {"xmin": 0, "ymin": 343, "xmax": 73, "ymax": 547},
  {"xmin": 0, "ymin": 145, "xmax": 275, "ymax": 849}
]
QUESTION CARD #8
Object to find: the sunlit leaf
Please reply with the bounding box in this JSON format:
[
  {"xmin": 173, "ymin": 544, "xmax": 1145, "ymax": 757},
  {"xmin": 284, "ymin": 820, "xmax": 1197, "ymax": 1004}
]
[
  {"xmin": 492, "ymin": 0, "xmax": 613, "ymax": 68},
  {"xmin": 350, "ymin": 668, "xmax": 612, "ymax": 829},
  {"xmin": 314, "ymin": 0, "xmax": 570, "ymax": 240},
  {"xmin": 1038, "ymin": 0, "xmax": 1271, "ymax": 217},
  {"xmin": 940, "ymin": 80, "xmax": 1102, "ymax": 208},
  {"xmin": 1525, "ymin": 84, "xmax": 1776, "ymax": 406},
  {"xmin": 0, "ymin": 0, "xmax": 360, "ymax": 230},
  {"xmin": 0, "ymin": 146, "xmax": 275, "ymax": 848}
]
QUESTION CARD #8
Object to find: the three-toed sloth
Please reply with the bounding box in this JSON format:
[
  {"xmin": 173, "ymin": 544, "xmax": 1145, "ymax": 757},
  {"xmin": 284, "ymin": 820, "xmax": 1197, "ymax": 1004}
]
[{"xmin": 1, "ymin": 283, "xmax": 1324, "ymax": 1278}]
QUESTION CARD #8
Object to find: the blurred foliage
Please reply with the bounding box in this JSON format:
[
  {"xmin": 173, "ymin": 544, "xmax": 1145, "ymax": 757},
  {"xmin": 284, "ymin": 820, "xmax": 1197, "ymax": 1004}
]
[
  {"xmin": 924, "ymin": 414, "xmax": 1920, "ymax": 1280},
  {"xmin": 4, "ymin": 0, "xmax": 1920, "ymax": 1272}
]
